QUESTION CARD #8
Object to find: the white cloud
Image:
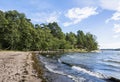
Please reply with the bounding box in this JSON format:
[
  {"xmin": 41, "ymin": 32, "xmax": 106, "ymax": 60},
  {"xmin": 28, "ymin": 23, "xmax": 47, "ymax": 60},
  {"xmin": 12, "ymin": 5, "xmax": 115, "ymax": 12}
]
[
  {"xmin": 112, "ymin": 24, "xmax": 120, "ymax": 38},
  {"xmin": 30, "ymin": 11, "xmax": 60, "ymax": 23},
  {"xmin": 74, "ymin": 0, "xmax": 120, "ymax": 11},
  {"xmin": 100, "ymin": 0, "xmax": 120, "ymax": 39},
  {"xmin": 99, "ymin": 0, "xmax": 120, "ymax": 11},
  {"xmin": 100, "ymin": 0, "xmax": 120, "ymax": 23},
  {"xmin": 46, "ymin": 12, "xmax": 60, "ymax": 23},
  {"xmin": 63, "ymin": 22, "xmax": 73, "ymax": 27},
  {"xmin": 114, "ymin": 24, "xmax": 120, "ymax": 33},
  {"xmin": 106, "ymin": 11, "xmax": 120, "ymax": 23},
  {"xmin": 63, "ymin": 7, "xmax": 98, "ymax": 27}
]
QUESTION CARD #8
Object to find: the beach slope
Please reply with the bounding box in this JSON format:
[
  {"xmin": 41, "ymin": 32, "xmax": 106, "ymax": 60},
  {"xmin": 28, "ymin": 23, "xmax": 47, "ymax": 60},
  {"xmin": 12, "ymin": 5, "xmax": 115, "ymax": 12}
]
[{"xmin": 0, "ymin": 51, "xmax": 41, "ymax": 82}]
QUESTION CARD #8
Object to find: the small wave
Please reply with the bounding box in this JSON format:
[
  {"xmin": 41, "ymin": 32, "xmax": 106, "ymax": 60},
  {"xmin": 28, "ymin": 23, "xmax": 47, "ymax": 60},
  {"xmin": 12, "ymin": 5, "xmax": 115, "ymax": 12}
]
[
  {"xmin": 45, "ymin": 65, "xmax": 85, "ymax": 82},
  {"xmin": 103, "ymin": 59, "xmax": 120, "ymax": 64},
  {"xmin": 39, "ymin": 55, "xmax": 85, "ymax": 82},
  {"xmin": 72, "ymin": 66, "xmax": 108, "ymax": 79},
  {"xmin": 58, "ymin": 59, "xmax": 61, "ymax": 63},
  {"xmin": 45, "ymin": 65, "xmax": 65, "ymax": 75}
]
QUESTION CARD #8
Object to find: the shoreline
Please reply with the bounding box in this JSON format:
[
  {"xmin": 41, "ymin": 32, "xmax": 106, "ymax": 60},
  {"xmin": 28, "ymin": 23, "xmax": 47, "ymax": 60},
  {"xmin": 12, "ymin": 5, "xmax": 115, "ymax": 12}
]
[
  {"xmin": 35, "ymin": 53, "xmax": 74, "ymax": 82},
  {"xmin": 1, "ymin": 51, "xmax": 119, "ymax": 82},
  {"xmin": 31, "ymin": 52, "xmax": 46, "ymax": 82},
  {"xmin": 34, "ymin": 52, "xmax": 120, "ymax": 82},
  {"xmin": 33, "ymin": 49, "xmax": 100, "ymax": 55}
]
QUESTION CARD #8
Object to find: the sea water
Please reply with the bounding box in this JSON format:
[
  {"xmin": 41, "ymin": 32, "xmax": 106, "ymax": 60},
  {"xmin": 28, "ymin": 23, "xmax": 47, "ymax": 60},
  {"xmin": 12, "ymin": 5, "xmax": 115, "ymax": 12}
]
[{"xmin": 39, "ymin": 50, "xmax": 120, "ymax": 82}]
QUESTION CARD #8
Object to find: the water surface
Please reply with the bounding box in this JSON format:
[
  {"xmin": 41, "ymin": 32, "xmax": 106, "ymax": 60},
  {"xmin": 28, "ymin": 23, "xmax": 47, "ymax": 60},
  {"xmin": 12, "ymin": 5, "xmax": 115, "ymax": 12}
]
[{"xmin": 39, "ymin": 50, "xmax": 120, "ymax": 82}]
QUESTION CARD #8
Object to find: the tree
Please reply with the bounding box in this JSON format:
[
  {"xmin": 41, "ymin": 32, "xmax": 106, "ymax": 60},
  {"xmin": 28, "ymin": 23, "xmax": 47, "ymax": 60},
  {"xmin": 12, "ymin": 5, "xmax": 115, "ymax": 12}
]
[
  {"xmin": 47, "ymin": 22, "xmax": 65, "ymax": 39},
  {"xmin": 66, "ymin": 32, "xmax": 77, "ymax": 48},
  {"xmin": 85, "ymin": 33, "xmax": 98, "ymax": 51},
  {"xmin": 0, "ymin": 10, "xmax": 21, "ymax": 50},
  {"xmin": 59, "ymin": 39, "xmax": 71, "ymax": 49},
  {"xmin": 77, "ymin": 30, "xmax": 86, "ymax": 49},
  {"xmin": 0, "ymin": 10, "xmax": 98, "ymax": 51},
  {"xmin": 0, "ymin": 10, "xmax": 8, "ymax": 49}
]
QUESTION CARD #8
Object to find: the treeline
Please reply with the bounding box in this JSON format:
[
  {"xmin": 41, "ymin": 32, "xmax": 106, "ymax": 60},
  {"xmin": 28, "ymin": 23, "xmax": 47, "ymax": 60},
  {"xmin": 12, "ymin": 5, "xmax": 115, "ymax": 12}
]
[{"xmin": 0, "ymin": 10, "xmax": 98, "ymax": 51}]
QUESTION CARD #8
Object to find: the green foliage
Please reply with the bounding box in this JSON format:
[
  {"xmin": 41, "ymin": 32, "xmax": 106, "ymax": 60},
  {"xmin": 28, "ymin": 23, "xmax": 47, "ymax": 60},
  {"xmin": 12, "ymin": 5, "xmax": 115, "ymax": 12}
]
[
  {"xmin": 77, "ymin": 30, "xmax": 86, "ymax": 49},
  {"xmin": 85, "ymin": 33, "xmax": 98, "ymax": 51},
  {"xmin": 47, "ymin": 22, "xmax": 65, "ymax": 39},
  {"xmin": 66, "ymin": 32, "xmax": 77, "ymax": 49},
  {"xmin": 0, "ymin": 10, "xmax": 98, "ymax": 51},
  {"xmin": 76, "ymin": 30, "xmax": 98, "ymax": 51}
]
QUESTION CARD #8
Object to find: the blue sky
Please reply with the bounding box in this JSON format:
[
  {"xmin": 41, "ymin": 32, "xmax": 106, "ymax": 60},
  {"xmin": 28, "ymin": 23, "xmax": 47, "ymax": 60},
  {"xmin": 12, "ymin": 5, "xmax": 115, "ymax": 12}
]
[{"xmin": 0, "ymin": 0, "xmax": 120, "ymax": 49}]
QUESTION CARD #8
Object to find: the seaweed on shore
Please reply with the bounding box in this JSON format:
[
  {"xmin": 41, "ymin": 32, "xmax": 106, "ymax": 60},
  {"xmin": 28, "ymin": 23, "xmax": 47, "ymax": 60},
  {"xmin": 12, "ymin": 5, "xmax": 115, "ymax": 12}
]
[{"xmin": 31, "ymin": 53, "xmax": 46, "ymax": 82}]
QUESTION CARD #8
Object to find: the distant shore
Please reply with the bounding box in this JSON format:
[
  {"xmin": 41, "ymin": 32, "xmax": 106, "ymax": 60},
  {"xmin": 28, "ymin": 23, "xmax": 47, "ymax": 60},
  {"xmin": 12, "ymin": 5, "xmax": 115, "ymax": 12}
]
[{"xmin": 33, "ymin": 49, "xmax": 100, "ymax": 55}]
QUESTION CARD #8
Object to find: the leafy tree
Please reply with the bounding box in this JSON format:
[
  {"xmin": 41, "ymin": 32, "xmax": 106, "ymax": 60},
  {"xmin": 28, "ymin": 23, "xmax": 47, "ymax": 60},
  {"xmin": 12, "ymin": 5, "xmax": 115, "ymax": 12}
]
[
  {"xmin": 59, "ymin": 39, "xmax": 71, "ymax": 49},
  {"xmin": 66, "ymin": 32, "xmax": 77, "ymax": 48},
  {"xmin": 47, "ymin": 22, "xmax": 65, "ymax": 39},
  {"xmin": 0, "ymin": 10, "xmax": 98, "ymax": 51},
  {"xmin": 0, "ymin": 10, "xmax": 8, "ymax": 49},
  {"xmin": 0, "ymin": 10, "xmax": 21, "ymax": 49},
  {"xmin": 77, "ymin": 30, "xmax": 86, "ymax": 49},
  {"xmin": 85, "ymin": 33, "xmax": 98, "ymax": 51}
]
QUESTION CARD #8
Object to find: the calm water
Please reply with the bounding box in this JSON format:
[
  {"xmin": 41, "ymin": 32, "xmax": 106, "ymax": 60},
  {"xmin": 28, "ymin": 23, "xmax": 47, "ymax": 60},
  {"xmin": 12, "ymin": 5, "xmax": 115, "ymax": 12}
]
[{"xmin": 39, "ymin": 50, "xmax": 120, "ymax": 82}]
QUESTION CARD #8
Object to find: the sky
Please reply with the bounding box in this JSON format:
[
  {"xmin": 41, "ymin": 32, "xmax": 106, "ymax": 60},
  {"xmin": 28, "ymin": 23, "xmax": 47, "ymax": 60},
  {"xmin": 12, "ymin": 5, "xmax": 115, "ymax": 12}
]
[{"xmin": 0, "ymin": 0, "xmax": 120, "ymax": 49}]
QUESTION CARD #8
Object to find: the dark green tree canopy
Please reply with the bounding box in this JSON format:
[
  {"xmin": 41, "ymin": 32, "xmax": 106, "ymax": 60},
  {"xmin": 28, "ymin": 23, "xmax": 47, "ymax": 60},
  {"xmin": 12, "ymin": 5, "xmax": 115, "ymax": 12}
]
[
  {"xmin": 0, "ymin": 10, "xmax": 98, "ymax": 51},
  {"xmin": 47, "ymin": 22, "xmax": 65, "ymax": 39}
]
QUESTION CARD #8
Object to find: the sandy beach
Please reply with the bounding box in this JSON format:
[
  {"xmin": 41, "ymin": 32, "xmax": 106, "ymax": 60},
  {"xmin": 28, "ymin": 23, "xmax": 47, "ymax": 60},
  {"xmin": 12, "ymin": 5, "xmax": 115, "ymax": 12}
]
[{"xmin": 0, "ymin": 51, "xmax": 42, "ymax": 82}]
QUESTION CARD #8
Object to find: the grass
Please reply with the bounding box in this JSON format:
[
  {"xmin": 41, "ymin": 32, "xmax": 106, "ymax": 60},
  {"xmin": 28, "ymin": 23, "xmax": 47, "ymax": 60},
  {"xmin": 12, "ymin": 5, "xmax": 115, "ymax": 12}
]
[{"xmin": 31, "ymin": 53, "xmax": 46, "ymax": 82}]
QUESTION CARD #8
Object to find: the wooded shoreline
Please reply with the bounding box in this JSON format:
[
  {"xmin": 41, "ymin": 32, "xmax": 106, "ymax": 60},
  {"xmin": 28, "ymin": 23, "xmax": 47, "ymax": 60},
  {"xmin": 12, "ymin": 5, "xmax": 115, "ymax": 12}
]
[{"xmin": 0, "ymin": 10, "xmax": 98, "ymax": 51}]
